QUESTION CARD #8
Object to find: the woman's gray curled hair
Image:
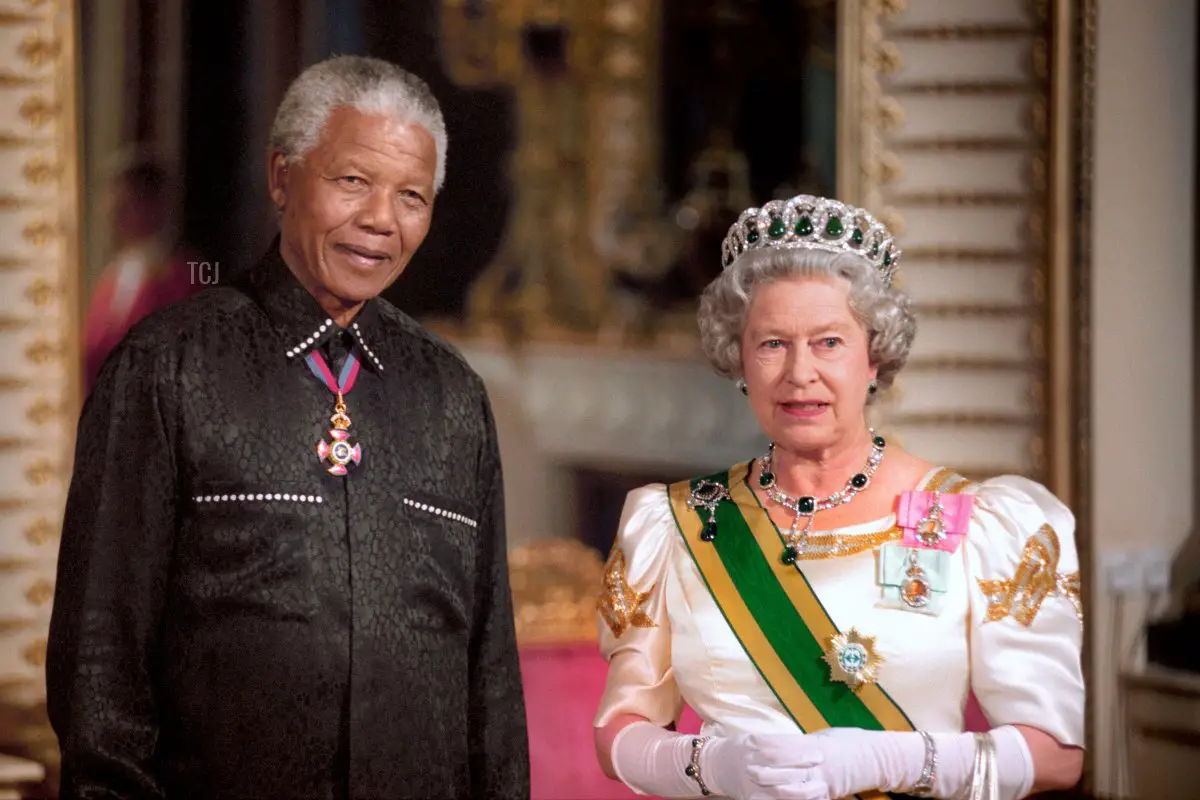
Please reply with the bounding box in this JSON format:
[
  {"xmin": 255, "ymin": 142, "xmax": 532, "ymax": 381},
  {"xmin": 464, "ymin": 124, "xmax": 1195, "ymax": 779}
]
[
  {"xmin": 697, "ymin": 247, "xmax": 917, "ymax": 394},
  {"xmin": 268, "ymin": 55, "xmax": 449, "ymax": 192}
]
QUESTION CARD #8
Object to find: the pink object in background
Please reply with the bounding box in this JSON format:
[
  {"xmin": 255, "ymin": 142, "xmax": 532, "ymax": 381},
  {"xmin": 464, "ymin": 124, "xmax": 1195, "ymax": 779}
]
[
  {"xmin": 83, "ymin": 249, "xmax": 202, "ymax": 395},
  {"xmin": 520, "ymin": 644, "xmax": 639, "ymax": 800},
  {"xmin": 963, "ymin": 693, "xmax": 990, "ymax": 732},
  {"xmin": 897, "ymin": 490, "xmax": 975, "ymax": 554},
  {"xmin": 520, "ymin": 644, "xmax": 703, "ymax": 800}
]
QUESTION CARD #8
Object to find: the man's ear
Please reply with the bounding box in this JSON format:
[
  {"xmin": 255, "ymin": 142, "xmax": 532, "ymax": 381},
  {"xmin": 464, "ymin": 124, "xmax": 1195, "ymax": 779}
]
[{"xmin": 268, "ymin": 152, "xmax": 290, "ymax": 211}]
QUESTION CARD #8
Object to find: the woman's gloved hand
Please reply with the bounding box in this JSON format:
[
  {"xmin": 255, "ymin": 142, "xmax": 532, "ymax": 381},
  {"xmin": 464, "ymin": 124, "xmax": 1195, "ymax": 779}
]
[
  {"xmin": 704, "ymin": 733, "xmax": 829, "ymax": 800},
  {"xmin": 751, "ymin": 726, "xmax": 1035, "ymax": 800},
  {"xmin": 611, "ymin": 722, "xmax": 830, "ymax": 800}
]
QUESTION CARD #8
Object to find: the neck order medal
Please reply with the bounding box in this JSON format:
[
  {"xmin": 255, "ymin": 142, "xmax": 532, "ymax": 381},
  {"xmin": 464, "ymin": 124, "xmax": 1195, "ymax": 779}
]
[
  {"xmin": 305, "ymin": 347, "xmax": 363, "ymax": 476},
  {"xmin": 316, "ymin": 391, "xmax": 362, "ymax": 476}
]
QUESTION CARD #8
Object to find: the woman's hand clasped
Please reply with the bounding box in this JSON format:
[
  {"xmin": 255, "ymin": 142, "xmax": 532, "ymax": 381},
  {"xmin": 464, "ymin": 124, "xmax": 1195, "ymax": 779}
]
[{"xmin": 702, "ymin": 733, "xmax": 831, "ymax": 800}]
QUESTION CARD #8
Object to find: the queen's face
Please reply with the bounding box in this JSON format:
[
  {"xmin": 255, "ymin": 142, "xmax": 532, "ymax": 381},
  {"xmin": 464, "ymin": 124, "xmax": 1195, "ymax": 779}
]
[{"xmin": 740, "ymin": 276, "xmax": 877, "ymax": 456}]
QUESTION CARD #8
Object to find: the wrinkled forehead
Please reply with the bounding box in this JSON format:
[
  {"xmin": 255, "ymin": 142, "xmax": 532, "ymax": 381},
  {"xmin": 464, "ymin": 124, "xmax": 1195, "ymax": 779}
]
[{"xmin": 744, "ymin": 276, "xmax": 859, "ymax": 329}]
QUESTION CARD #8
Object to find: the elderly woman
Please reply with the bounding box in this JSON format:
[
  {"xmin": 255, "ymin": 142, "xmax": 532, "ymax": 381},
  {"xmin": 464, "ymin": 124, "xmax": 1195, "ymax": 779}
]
[{"xmin": 593, "ymin": 195, "xmax": 1084, "ymax": 800}]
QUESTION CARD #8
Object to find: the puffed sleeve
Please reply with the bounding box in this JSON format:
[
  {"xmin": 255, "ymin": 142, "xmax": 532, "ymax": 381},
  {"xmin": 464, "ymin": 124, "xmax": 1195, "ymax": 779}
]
[
  {"xmin": 963, "ymin": 476, "xmax": 1085, "ymax": 746},
  {"xmin": 593, "ymin": 484, "xmax": 683, "ymax": 728}
]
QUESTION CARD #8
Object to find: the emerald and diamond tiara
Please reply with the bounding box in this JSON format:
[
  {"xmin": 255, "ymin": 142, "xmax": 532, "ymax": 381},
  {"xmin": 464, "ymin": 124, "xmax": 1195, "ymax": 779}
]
[{"xmin": 720, "ymin": 195, "xmax": 901, "ymax": 286}]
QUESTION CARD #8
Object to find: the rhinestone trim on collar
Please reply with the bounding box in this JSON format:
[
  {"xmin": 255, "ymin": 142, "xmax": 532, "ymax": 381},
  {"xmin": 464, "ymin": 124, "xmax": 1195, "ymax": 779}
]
[
  {"xmin": 351, "ymin": 322, "xmax": 384, "ymax": 372},
  {"xmin": 194, "ymin": 492, "xmax": 324, "ymax": 504},
  {"xmin": 285, "ymin": 318, "xmax": 334, "ymax": 358},
  {"xmin": 403, "ymin": 497, "xmax": 477, "ymax": 528}
]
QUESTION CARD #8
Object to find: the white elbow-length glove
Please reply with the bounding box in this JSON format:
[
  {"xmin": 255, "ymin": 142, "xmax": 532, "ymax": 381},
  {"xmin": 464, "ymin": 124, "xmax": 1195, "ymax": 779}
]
[
  {"xmin": 611, "ymin": 721, "xmax": 830, "ymax": 800},
  {"xmin": 756, "ymin": 726, "xmax": 1035, "ymax": 800}
]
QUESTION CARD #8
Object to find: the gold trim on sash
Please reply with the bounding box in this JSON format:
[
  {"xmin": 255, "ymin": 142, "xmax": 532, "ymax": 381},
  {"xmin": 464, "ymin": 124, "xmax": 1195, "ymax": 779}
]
[
  {"xmin": 669, "ymin": 478, "xmax": 832, "ymax": 732},
  {"xmin": 729, "ymin": 469, "xmax": 915, "ymax": 732}
]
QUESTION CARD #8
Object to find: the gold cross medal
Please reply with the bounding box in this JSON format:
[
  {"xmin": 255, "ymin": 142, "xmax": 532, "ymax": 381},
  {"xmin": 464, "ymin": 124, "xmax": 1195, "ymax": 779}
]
[
  {"xmin": 305, "ymin": 347, "xmax": 363, "ymax": 476},
  {"xmin": 316, "ymin": 393, "xmax": 362, "ymax": 476}
]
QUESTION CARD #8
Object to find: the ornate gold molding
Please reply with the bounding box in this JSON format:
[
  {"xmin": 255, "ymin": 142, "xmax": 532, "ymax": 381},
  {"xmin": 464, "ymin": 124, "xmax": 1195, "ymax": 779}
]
[
  {"xmin": 0, "ymin": 72, "xmax": 44, "ymax": 88},
  {"xmin": 24, "ymin": 337, "xmax": 64, "ymax": 363},
  {"xmin": 0, "ymin": 256, "xmax": 35, "ymax": 271},
  {"xmin": 23, "ymin": 517, "xmax": 57, "ymax": 546},
  {"xmin": 889, "ymin": 412, "xmax": 1039, "ymax": 428},
  {"xmin": 18, "ymin": 95, "xmax": 58, "ymax": 127},
  {"xmin": 0, "ymin": 4, "xmax": 79, "ymax": 776},
  {"xmin": 17, "ymin": 31, "xmax": 60, "ymax": 66},
  {"xmin": 0, "ymin": 11, "xmax": 47, "ymax": 26},
  {"xmin": 902, "ymin": 247, "xmax": 1035, "ymax": 263},
  {"xmin": 0, "ymin": 134, "xmax": 50, "ymax": 149},
  {"xmin": 913, "ymin": 304, "xmax": 1036, "ymax": 319},
  {"xmin": 0, "ymin": 317, "xmax": 35, "ymax": 331},
  {"xmin": 888, "ymin": 80, "xmax": 1041, "ymax": 95},
  {"xmin": 890, "ymin": 192, "xmax": 1034, "ymax": 207},
  {"xmin": 0, "ymin": 497, "xmax": 32, "ymax": 514},
  {"xmin": 905, "ymin": 357, "xmax": 1041, "ymax": 372},
  {"xmin": 890, "ymin": 24, "xmax": 1039, "ymax": 40},
  {"xmin": 892, "ymin": 137, "xmax": 1034, "ymax": 152},
  {"xmin": 510, "ymin": 538, "xmax": 605, "ymax": 646},
  {"xmin": 21, "ymin": 155, "xmax": 59, "ymax": 185},
  {"xmin": 24, "ymin": 397, "xmax": 63, "ymax": 424},
  {"xmin": 20, "ymin": 638, "xmax": 45, "ymax": 668},
  {"xmin": 0, "ymin": 195, "xmax": 54, "ymax": 211}
]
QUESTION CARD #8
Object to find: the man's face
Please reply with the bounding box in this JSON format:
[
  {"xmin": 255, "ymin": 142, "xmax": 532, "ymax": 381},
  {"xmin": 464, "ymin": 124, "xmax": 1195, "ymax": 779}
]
[{"xmin": 269, "ymin": 106, "xmax": 437, "ymax": 317}]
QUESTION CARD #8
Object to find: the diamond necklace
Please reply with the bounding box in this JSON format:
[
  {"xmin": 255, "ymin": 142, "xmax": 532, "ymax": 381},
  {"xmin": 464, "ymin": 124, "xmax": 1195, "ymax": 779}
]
[{"xmin": 758, "ymin": 430, "xmax": 887, "ymax": 564}]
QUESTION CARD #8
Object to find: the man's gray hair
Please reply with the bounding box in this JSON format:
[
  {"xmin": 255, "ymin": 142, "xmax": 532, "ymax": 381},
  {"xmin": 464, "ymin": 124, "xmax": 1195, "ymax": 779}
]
[
  {"xmin": 697, "ymin": 248, "xmax": 917, "ymax": 397},
  {"xmin": 269, "ymin": 55, "xmax": 449, "ymax": 192}
]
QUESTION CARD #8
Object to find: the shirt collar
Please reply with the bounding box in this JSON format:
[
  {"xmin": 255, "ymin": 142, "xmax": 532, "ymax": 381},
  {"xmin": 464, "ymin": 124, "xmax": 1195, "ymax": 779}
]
[{"xmin": 248, "ymin": 239, "xmax": 387, "ymax": 372}]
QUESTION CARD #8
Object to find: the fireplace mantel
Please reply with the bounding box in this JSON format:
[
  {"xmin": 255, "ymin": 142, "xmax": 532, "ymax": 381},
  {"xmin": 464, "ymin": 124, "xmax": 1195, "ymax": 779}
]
[{"xmin": 452, "ymin": 340, "xmax": 768, "ymax": 546}]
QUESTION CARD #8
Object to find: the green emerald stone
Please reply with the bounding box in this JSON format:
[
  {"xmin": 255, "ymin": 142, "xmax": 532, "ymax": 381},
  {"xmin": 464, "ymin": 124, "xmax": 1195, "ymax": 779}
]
[
  {"xmin": 871, "ymin": 242, "xmax": 880, "ymax": 257},
  {"xmin": 781, "ymin": 546, "xmax": 799, "ymax": 565},
  {"xmin": 768, "ymin": 217, "xmax": 785, "ymax": 238},
  {"xmin": 747, "ymin": 228, "xmax": 759, "ymax": 244},
  {"xmin": 796, "ymin": 216, "xmax": 814, "ymax": 236},
  {"xmin": 851, "ymin": 473, "xmax": 868, "ymax": 489},
  {"xmin": 700, "ymin": 520, "xmax": 717, "ymax": 542},
  {"xmin": 883, "ymin": 250, "xmax": 892, "ymax": 266},
  {"xmin": 798, "ymin": 496, "xmax": 815, "ymax": 514},
  {"xmin": 825, "ymin": 216, "xmax": 844, "ymax": 237},
  {"xmin": 874, "ymin": 435, "xmax": 886, "ymax": 448},
  {"xmin": 852, "ymin": 229, "xmax": 864, "ymax": 246},
  {"xmin": 759, "ymin": 470, "xmax": 775, "ymax": 489}
]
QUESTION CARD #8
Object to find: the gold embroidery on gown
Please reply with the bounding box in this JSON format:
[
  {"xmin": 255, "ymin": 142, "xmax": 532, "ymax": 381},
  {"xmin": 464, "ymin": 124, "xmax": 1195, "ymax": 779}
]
[
  {"xmin": 598, "ymin": 546, "xmax": 657, "ymax": 637},
  {"xmin": 977, "ymin": 524, "xmax": 1083, "ymax": 626}
]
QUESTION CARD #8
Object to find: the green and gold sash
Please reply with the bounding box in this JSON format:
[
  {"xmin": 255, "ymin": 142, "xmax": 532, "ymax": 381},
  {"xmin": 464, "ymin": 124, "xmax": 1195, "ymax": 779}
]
[{"xmin": 668, "ymin": 463, "xmax": 970, "ymax": 800}]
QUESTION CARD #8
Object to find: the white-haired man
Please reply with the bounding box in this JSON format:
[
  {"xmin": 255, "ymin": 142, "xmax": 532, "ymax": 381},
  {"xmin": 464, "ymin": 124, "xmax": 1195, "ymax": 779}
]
[{"xmin": 47, "ymin": 56, "xmax": 529, "ymax": 799}]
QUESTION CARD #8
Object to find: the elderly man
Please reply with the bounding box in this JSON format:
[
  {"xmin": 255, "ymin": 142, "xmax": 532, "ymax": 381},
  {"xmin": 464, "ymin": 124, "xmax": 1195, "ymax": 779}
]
[{"xmin": 47, "ymin": 56, "xmax": 529, "ymax": 799}]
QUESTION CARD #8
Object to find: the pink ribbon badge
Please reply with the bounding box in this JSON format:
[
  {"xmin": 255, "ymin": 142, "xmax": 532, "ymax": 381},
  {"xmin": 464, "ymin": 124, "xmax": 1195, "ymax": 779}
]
[{"xmin": 897, "ymin": 490, "xmax": 975, "ymax": 553}]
